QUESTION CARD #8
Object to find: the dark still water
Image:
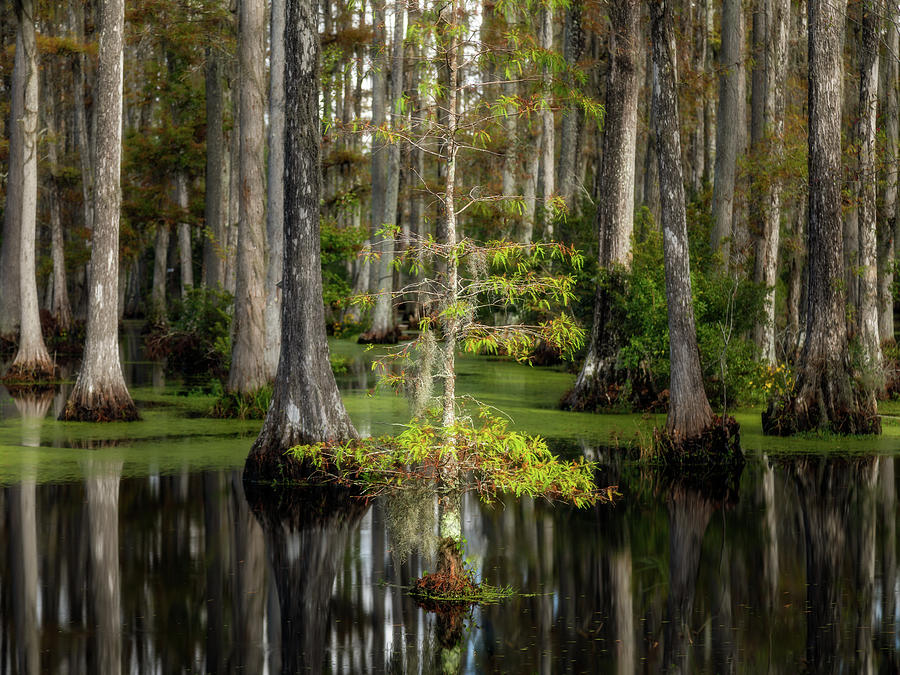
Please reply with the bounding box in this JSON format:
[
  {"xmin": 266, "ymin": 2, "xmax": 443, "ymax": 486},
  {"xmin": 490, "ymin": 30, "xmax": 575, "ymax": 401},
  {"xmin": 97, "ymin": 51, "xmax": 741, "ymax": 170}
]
[{"xmin": 0, "ymin": 451, "xmax": 897, "ymax": 673}]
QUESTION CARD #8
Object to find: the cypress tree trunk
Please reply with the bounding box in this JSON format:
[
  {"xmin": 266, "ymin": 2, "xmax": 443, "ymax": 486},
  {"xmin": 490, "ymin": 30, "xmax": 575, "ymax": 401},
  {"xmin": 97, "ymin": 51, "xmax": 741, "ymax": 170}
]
[
  {"xmin": 539, "ymin": 7, "xmax": 555, "ymax": 239},
  {"xmin": 203, "ymin": 46, "xmax": 226, "ymax": 289},
  {"xmin": 61, "ymin": 0, "xmax": 138, "ymax": 422},
  {"xmin": 0, "ymin": 6, "xmax": 25, "ymax": 340},
  {"xmin": 44, "ymin": 73, "xmax": 72, "ymax": 332},
  {"xmin": 368, "ymin": 0, "xmax": 388, "ymax": 292},
  {"xmin": 556, "ymin": 1, "xmax": 584, "ymax": 212},
  {"xmin": 562, "ymin": 0, "xmax": 640, "ymax": 411},
  {"xmin": 5, "ymin": 0, "xmax": 55, "ymax": 383},
  {"xmin": 763, "ymin": 0, "xmax": 879, "ymax": 435},
  {"xmin": 246, "ymin": 0, "xmax": 357, "ymax": 481},
  {"xmin": 176, "ymin": 173, "xmax": 193, "ymax": 297},
  {"xmin": 856, "ymin": 0, "xmax": 882, "ymax": 382},
  {"xmin": 228, "ymin": 0, "xmax": 268, "ymax": 395},
  {"xmin": 265, "ymin": 0, "xmax": 286, "ymax": 379},
  {"xmin": 751, "ymin": 0, "xmax": 790, "ymax": 364},
  {"xmin": 878, "ymin": 2, "xmax": 898, "ymax": 344},
  {"xmin": 151, "ymin": 224, "xmax": 170, "ymax": 322},
  {"xmin": 651, "ymin": 0, "xmax": 715, "ymax": 441},
  {"xmin": 710, "ymin": 0, "xmax": 745, "ymax": 265}
]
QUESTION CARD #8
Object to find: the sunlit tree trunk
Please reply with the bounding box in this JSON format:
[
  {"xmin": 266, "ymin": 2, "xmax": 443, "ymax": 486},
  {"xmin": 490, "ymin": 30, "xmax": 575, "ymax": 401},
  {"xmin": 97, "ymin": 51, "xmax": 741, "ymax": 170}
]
[
  {"xmin": 246, "ymin": 0, "xmax": 357, "ymax": 480},
  {"xmin": 710, "ymin": 0, "xmax": 745, "ymax": 265},
  {"xmin": 751, "ymin": 0, "xmax": 790, "ymax": 364},
  {"xmin": 62, "ymin": 0, "xmax": 137, "ymax": 422},
  {"xmin": 4, "ymin": 0, "xmax": 55, "ymax": 382},
  {"xmin": 651, "ymin": 0, "xmax": 714, "ymax": 439},
  {"xmin": 265, "ymin": 0, "xmax": 286, "ymax": 379},
  {"xmin": 856, "ymin": 0, "xmax": 883, "ymax": 382},
  {"xmin": 562, "ymin": 0, "xmax": 640, "ymax": 411},
  {"xmin": 228, "ymin": 0, "xmax": 268, "ymax": 395}
]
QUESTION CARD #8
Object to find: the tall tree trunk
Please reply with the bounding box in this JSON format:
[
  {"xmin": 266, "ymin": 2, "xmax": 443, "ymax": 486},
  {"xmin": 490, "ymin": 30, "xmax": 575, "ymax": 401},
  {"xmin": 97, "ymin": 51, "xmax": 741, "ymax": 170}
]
[
  {"xmin": 265, "ymin": 0, "xmax": 286, "ymax": 379},
  {"xmin": 856, "ymin": 0, "xmax": 883, "ymax": 382},
  {"xmin": 61, "ymin": 0, "xmax": 138, "ymax": 422},
  {"xmin": 751, "ymin": 0, "xmax": 790, "ymax": 364},
  {"xmin": 878, "ymin": 2, "xmax": 898, "ymax": 343},
  {"xmin": 176, "ymin": 173, "xmax": 193, "ymax": 297},
  {"xmin": 44, "ymin": 71, "xmax": 72, "ymax": 332},
  {"xmin": 246, "ymin": 0, "xmax": 357, "ymax": 480},
  {"xmin": 539, "ymin": 7, "xmax": 555, "ymax": 238},
  {"xmin": 361, "ymin": 0, "xmax": 405, "ymax": 344},
  {"xmin": 651, "ymin": 0, "xmax": 715, "ymax": 440},
  {"xmin": 557, "ymin": 1, "xmax": 584, "ymax": 212},
  {"xmin": 151, "ymin": 225, "xmax": 170, "ymax": 322},
  {"xmin": 562, "ymin": 0, "xmax": 640, "ymax": 411},
  {"xmin": 710, "ymin": 0, "xmax": 746, "ymax": 265},
  {"xmin": 203, "ymin": 46, "xmax": 226, "ymax": 289},
  {"xmin": 228, "ymin": 0, "xmax": 268, "ymax": 395},
  {"xmin": 764, "ymin": 0, "xmax": 879, "ymax": 435},
  {"xmin": 5, "ymin": 0, "xmax": 55, "ymax": 382},
  {"xmin": 368, "ymin": 0, "xmax": 388, "ymax": 293},
  {"xmin": 0, "ymin": 4, "xmax": 26, "ymax": 339}
]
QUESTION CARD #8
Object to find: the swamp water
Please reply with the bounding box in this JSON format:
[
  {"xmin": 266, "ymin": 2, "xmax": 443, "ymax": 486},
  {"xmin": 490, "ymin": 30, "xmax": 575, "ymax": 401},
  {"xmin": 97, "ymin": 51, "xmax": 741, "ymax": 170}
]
[{"xmin": 1, "ymin": 339, "xmax": 900, "ymax": 673}]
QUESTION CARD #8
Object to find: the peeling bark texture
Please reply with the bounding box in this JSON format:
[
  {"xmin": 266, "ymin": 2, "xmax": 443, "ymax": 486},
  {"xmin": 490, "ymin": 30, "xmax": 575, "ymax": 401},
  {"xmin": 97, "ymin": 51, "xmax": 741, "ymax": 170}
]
[
  {"xmin": 878, "ymin": 2, "xmax": 898, "ymax": 343},
  {"xmin": 0, "ymin": 10, "xmax": 26, "ymax": 339},
  {"xmin": 751, "ymin": 0, "xmax": 790, "ymax": 364},
  {"xmin": 228, "ymin": 0, "xmax": 268, "ymax": 395},
  {"xmin": 650, "ymin": 0, "xmax": 714, "ymax": 441},
  {"xmin": 203, "ymin": 47, "xmax": 226, "ymax": 289},
  {"xmin": 361, "ymin": 0, "xmax": 404, "ymax": 345},
  {"xmin": 4, "ymin": 0, "xmax": 55, "ymax": 383},
  {"xmin": 763, "ymin": 0, "xmax": 880, "ymax": 436},
  {"xmin": 856, "ymin": 0, "xmax": 883, "ymax": 382},
  {"xmin": 710, "ymin": 0, "xmax": 745, "ymax": 266},
  {"xmin": 265, "ymin": 0, "xmax": 286, "ymax": 380},
  {"xmin": 61, "ymin": 0, "xmax": 138, "ymax": 423},
  {"xmin": 246, "ymin": 0, "xmax": 357, "ymax": 482},
  {"xmin": 562, "ymin": 0, "xmax": 640, "ymax": 412}
]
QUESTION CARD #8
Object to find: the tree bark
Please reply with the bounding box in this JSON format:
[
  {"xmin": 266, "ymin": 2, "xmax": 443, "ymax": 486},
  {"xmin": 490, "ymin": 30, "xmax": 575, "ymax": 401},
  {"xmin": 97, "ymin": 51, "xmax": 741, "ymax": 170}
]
[
  {"xmin": 4, "ymin": 0, "xmax": 55, "ymax": 382},
  {"xmin": 176, "ymin": 172, "xmax": 193, "ymax": 297},
  {"xmin": 557, "ymin": 0, "xmax": 584, "ymax": 212},
  {"xmin": 856, "ymin": 0, "xmax": 883, "ymax": 381},
  {"xmin": 62, "ymin": 0, "xmax": 137, "ymax": 422},
  {"xmin": 651, "ymin": 0, "xmax": 714, "ymax": 440},
  {"xmin": 151, "ymin": 224, "xmax": 170, "ymax": 322},
  {"xmin": 266, "ymin": 0, "xmax": 286, "ymax": 379},
  {"xmin": 246, "ymin": 0, "xmax": 357, "ymax": 481},
  {"xmin": 539, "ymin": 7, "xmax": 555, "ymax": 239},
  {"xmin": 228, "ymin": 0, "xmax": 268, "ymax": 395},
  {"xmin": 764, "ymin": 0, "xmax": 879, "ymax": 435},
  {"xmin": 44, "ymin": 71, "xmax": 72, "ymax": 332},
  {"xmin": 751, "ymin": 0, "xmax": 790, "ymax": 364},
  {"xmin": 562, "ymin": 0, "xmax": 640, "ymax": 411},
  {"xmin": 368, "ymin": 0, "xmax": 388, "ymax": 293},
  {"xmin": 203, "ymin": 46, "xmax": 226, "ymax": 289},
  {"xmin": 878, "ymin": 2, "xmax": 899, "ymax": 343},
  {"xmin": 710, "ymin": 0, "xmax": 746, "ymax": 265}
]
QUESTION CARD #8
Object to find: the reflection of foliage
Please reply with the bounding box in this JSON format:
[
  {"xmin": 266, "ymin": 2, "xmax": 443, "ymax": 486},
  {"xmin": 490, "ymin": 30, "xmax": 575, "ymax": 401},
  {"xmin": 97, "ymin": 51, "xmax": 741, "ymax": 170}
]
[
  {"xmin": 290, "ymin": 409, "xmax": 610, "ymax": 507},
  {"xmin": 145, "ymin": 286, "xmax": 233, "ymax": 380}
]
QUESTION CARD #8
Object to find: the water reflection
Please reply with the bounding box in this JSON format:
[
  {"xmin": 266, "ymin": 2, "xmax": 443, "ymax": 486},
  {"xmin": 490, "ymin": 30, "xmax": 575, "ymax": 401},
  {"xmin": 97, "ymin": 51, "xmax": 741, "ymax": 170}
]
[{"xmin": 0, "ymin": 454, "xmax": 897, "ymax": 672}]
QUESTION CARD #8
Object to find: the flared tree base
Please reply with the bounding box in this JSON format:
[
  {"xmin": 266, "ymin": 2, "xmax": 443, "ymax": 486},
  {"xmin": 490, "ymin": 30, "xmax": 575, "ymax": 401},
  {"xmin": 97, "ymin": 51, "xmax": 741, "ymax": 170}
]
[
  {"xmin": 411, "ymin": 537, "xmax": 477, "ymax": 608},
  {"xmin": 243, "ymin": 443, "xmax": 322, "ymax": 485},
  {"xmin": 652, "ymin": 415, "xmax": 743, "ymax": 469},
  {"xmin": 60, "ymin": 388, "xmax": 139, "ymax": 422},
  {"xmin": 561, "ymin": 360, "xmax": 662, "ymax": 413},
  {"xmin": 2, "ymin": 358, "xmax": 56, "ymax": 385},
  {"xmin": 357, "ymin": 326, "xmax": 401, "ymax": 345},
  {"xmin": 761, "ymin": 395, "xmax": 881, "ymax": 436}
]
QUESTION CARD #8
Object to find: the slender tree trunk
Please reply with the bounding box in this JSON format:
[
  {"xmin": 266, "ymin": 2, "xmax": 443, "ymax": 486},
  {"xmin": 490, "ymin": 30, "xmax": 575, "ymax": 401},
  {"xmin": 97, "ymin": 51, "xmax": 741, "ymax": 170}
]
[
  {"xmin": 361, "ymin": 0, "xmax": 404, "ymax": 343},
  {"xmin": 5, "ymin": 0, "xmax": 55, "ymax": 382},
  {"xmin": 752, "ymin": 0, "xmax": 790, "ymax": 364},
  {"xmin": 539, "ymin": 7, "xmax": 555, "ymax": 238},
  {"xmin": 557, "ymin": 0, "xmax": 584, "ymax": 212},
  {"xmin": 203, "ymin": 46, "xmax": 226, "ymax": 289},
  {"xmin": 151, "ymin": 225, "xmax": 170, "ymax": 322},
  {"xmin": 62, "ymin": 0, "xmax": 137, "ymax": 422},
  {"xmin": 176, "ymin": 173, "xmax": 193, "ymax": 297},
  {"xmin": 0, "ymin": 6, "xmax": 25, "ymax": 339},
  {"xmin": 246, "ymin": 0, "xmax": 357, "ymax": 480},
  {"xmin": 710, "ymin": 0, "xmax": 746, "ymax": 265},
  {"xmin": 764, "ymin": 0, "xmax": 879, "ymax": 435},
  {"xmin": 45, "ymin": 73, "xmax": 72, "ymax": 332},
  {"xmin": 522, "ymin": 122, "xmax": 541, "ymax": 245},
  {"xmin": 651, "ymin": 0, "xmax": 715, "ymax": 440},
  {"xmin": 562, "ymin": 0, "xmax": 640, "ymax": 411},
  {"xmin": 368, "ymin": 0, "xmax": 388, "ymax": 293},
  {"xmin": 224, "ymin": 84, "xmax": 240, "ymax": 296},
  {"xmin": 878, "ymin": 2, "xmax": 898, "ymax": 343},
  {"xmin": 856, "ymin": 0, "xmax": 883, "ymax": 381},
  {"xmin": 265, "ymin": 0, "xmax": 286, "ymax": 379},
  {"xmin": 228, "ymin": 0, "xmax": 268, "ymax": 395}
]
